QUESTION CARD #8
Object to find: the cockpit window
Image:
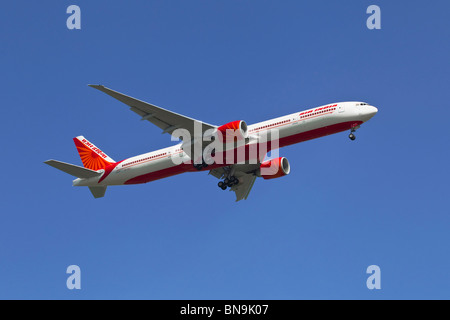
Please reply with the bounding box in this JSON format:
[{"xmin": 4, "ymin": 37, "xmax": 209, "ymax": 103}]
[{"xmin": 356, "ymin": 103, "xmax": 369, "ymax": 106}]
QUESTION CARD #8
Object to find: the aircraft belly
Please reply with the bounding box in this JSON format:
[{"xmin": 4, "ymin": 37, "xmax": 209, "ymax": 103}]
[{"xmin": 99, "ymin": 157, "xmax": 174, "ymax": 186}]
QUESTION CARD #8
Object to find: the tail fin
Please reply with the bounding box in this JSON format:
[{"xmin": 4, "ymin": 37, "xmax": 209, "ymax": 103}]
[{"xmin": 73, "ymin": 136, "xmax": 115, "ymax": 171}]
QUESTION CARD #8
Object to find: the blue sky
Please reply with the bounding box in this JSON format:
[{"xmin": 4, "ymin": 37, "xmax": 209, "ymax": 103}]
[{"xmin": 0, "ymin": 0, "xmax": 449, "ymax": 299}]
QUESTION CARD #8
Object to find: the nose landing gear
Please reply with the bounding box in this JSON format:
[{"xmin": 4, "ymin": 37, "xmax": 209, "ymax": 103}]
[
  {"xmin": 349, "ymin": 132, "xmax": 356, "ymax": 141},
  {"xmin": 348, "ymin": 124, "xmax": 360, "ymax": 141}
]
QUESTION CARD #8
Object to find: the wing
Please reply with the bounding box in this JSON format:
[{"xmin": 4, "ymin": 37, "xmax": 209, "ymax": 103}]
[
  {"xmin": 231, "ymin": 174, "xmax": 257, "ymax": 202},
  {"xmin": 89, "ymin": 85, "xmax": 217, "ymax": 137},
  {"xmin": 209, "ymin": 164, "xmax": 260, "ymax": 202}
]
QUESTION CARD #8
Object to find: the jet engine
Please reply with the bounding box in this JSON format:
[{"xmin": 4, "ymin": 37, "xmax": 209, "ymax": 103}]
[
  {"xmin": 257, "ymin": 157, "xmax": 291, "ymax": 180},
  {"xmin": 216, "ymin": 120, "xmax": 248, "ymax": 142}
]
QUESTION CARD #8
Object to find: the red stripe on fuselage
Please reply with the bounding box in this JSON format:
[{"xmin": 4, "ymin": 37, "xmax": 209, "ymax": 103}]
[
  {"xmin": 279, "ymin": 120, "xmax": 363, "ymax": 148},
  {"xmin": 123, "ymin": 120, "xmax": 363, "ymax": 185},
  {"xmin": 124, "ymin": 163, "xmax": 193, "ymax": 184},
  {"xmin": 98, "ymin": 160, "xmax": 124, "ymax": 183}
]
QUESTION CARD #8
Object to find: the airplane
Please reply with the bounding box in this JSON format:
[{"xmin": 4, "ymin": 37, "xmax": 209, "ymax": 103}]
[{"xmin": 45, "ymin": 85, "xmax": 378, "ymax": 201}]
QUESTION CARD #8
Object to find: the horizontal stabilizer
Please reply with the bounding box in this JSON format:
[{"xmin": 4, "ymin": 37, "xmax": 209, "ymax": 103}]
[
  {"xmin": 89, "ymin": 186, "xmax": 107, "ymax": 198},
  {"xmin": 44, "ymin": 160, "xmax": 101, "ymax": 179}
]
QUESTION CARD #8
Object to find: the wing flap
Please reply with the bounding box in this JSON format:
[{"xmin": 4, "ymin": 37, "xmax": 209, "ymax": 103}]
[
  {"xmin": 209, "ymin": 164, "xmax": 260, "ymax": 202},
  {"xmin": 230, "ymin": 174, "xmax": 257, "ymax": 202}
]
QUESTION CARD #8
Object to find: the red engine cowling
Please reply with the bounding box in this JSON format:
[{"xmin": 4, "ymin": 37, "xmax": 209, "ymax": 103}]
[
  {"xmin": 258, "ymin": 157, "xmax": 291, "ymax": 180},
  {"xmin": 216, "ymin": 120, "xmax": 248, "ymax": 142}
]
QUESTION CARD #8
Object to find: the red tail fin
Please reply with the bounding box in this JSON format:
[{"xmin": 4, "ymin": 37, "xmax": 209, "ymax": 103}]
[{"xmin": 73, "ymin": 136, "xmax": 115, "ymax": 171}]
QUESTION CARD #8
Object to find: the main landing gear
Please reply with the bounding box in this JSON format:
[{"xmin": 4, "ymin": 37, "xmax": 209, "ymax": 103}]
[
  {"xmin": 193, "ymin": 154, "xmax": 215, "ymax": 170},
  {"xmin": 193, "ymin": 161, "xmax": 208, "ymax": 170},
  {"xmin": 218, "ymin": 176, "xmax": 239, "ymax": 190}
]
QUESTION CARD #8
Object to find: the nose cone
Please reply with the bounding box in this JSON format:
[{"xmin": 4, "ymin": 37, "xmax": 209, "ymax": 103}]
[
  {"xmin": 363, "ymin": 105, "xmax": 378, "ymax": 122},
  {"xmin": 369, "ymin": 105, "xmax": 378, "ymax": 114}
]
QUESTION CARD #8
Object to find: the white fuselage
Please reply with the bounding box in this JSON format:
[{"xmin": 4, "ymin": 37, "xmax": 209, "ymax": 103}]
[{"xmin": 73, "ymin": 101, "xmax": 377, "ymax": 187}]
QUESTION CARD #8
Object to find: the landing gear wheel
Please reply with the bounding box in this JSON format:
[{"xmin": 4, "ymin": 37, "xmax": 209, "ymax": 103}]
[
  {"xmin": 228, "ymin": 176, "xmax": 238, "ymax": 187},
  {"xmin": 194, "ymin": 159, "xmax": 209, "ymax": 170},
  {"xmin": 218, "ymin": 181, "xmax": 227, "ymax": 190},
  {"xmin": 349, "ymin": 124, "xmax": 359, "ymax": 141}
]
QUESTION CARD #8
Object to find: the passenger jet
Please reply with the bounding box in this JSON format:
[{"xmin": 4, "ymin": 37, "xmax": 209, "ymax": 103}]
[{"xmin": 45, "ymin": 85, "xmax": 378, "ymax": 201}]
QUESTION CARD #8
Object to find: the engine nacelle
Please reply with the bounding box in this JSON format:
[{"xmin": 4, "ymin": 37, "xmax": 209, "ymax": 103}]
[
  {"xmin": 257, "ymin": 157, "xmax": 291, "ymax": 180},
  {"xmin": 216, "ymin": 120, "xmax": 248, "ymax": 143}
]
